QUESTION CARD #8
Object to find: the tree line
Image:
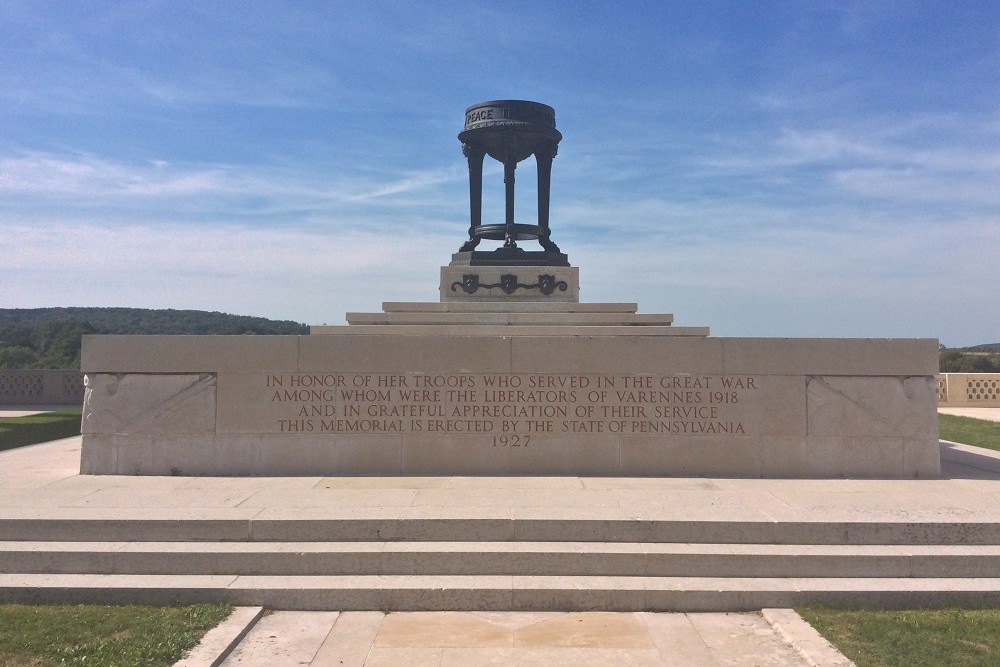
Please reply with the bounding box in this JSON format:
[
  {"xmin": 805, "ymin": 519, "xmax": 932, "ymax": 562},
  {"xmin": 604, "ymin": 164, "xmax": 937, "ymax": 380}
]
[
  {"xmin": 940, "ymin": 345, "xmax": 1000, "ymax": 373},
  {"xmin": 3, "ymin": 308, "xmax": 996, "ymax": 373},
  {"xmin": 0, "ymin": 308, "xmax": 309, "ymax": 369}
]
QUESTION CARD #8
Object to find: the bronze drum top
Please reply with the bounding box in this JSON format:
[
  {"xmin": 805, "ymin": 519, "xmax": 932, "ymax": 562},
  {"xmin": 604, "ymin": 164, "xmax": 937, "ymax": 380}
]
[{"xmin": 460, "ymin": 100, "xmax": 561, "ymax": 143}]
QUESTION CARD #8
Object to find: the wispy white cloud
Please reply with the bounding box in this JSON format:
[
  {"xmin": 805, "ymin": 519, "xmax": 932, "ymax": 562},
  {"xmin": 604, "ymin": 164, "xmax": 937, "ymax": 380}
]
[
  {"xmin": 682, "ymin": 116, "xmax": 1000, "ymax": 213},
  {"xmin": 0, "ymin": 152, "xmax": 467, "ymax": 219},
  {"xmin": 344, "ymin": 165, "xmax": 465, "ymax": 202},
  {"xmin": 833, "ymin": 167, "xmax": 1000, "ymax": 205},
  {"xmin": 0, "ymin": 153, "xmax": 229, "ymax": 197}
]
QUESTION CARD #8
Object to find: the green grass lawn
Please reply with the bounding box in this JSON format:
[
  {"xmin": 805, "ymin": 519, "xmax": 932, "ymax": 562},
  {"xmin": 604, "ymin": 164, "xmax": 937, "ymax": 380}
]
[
  {"xmin": 0, "ymin": 603, "xmax": 232, "ymax": 667},
  {"xmin": 0, "ymin": 409, "xmax": 82, "ymax": 452},
  {"xmin": 798, "ymin": 607, "xmax": 1000, "ymax": 666},
  {"xmin": 939, "ymin": 413, "xmax": 1000, "ymax": 452}
]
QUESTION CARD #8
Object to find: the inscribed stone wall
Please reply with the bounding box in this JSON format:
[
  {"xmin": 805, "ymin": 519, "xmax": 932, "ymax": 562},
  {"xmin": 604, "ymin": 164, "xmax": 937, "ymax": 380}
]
[{"xmin": 79, "ymin": 334, "xmax": 940, "ymax": 478}]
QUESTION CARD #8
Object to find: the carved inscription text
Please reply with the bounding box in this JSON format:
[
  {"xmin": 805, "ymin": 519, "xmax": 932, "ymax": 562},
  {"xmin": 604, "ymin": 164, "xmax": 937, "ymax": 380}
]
[{"xmin": 263, "ymin": 373, "xmax": 759, "ymax": 442}]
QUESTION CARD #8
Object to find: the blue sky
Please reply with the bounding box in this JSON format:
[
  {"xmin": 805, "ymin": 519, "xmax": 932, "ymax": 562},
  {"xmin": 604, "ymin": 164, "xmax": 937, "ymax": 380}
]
[{"xmin": 2, "ymin": 1, "xmax": 998, "ymax": 346}]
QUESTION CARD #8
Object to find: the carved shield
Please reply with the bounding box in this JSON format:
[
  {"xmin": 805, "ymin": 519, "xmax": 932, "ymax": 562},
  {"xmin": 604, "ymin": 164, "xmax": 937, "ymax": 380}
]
[{"xmin": 461, "ymin": 274, "xmax": 480, "ymax": 294}]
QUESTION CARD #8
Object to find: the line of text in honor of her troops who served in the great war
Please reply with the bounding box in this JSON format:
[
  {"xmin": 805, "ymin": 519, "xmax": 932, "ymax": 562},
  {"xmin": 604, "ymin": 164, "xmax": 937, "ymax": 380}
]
[{"xmin": 264, "ymin": 373, "xmax": 757, "ymax": 446}]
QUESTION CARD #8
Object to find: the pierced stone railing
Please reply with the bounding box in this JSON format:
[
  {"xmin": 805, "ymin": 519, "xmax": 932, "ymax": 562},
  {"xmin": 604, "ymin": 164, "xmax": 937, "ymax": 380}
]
[
  {"xmin": 0, "ymin": 370, "xmax": 84, "ymax": 405},
  {"xmin": 938, "ymin": 373, "xmax": 1000, "ymax": 407}
]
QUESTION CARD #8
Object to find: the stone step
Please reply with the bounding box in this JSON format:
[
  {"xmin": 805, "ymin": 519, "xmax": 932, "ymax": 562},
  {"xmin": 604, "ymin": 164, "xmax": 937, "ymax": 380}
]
[
  {"xmin": 344, "ymin": 312, "xmax": 674, "ymax": 326},
  {"xmin": 2, "ymin": 573, "xmax": 999, "ymax": 611},
  {"xmin": 4, "ymin": 513, "xmax": 1000, "ymax": 544},
  {"xmin": 311, "ymin": 324, "xmax": 709, "ymax": 336},
  {"xmin": 3, "ymin": 541, "xmax": 999, "ymax": 578},
  {"xmin": 381, "ymin": 302, "xmax": 640, "ymax": 313}
]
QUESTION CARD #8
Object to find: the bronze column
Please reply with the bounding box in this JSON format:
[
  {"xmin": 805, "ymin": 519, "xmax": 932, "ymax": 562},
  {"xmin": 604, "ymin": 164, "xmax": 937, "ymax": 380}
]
[
  {"xmin": 535, "ymin": 145, "xmax": 559, "ymax": 252},
  {"xmin": 503, "ymin": 146, "xmax": 517, "ymax": 247},
  {"xmin": 460, "ymin": 144, "xmax": 485, "ymax": 252}
]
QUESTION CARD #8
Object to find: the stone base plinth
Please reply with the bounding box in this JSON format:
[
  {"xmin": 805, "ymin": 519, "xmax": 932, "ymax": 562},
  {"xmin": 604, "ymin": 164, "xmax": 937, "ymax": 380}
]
[
  {"xmin": 441, "ymin": 265, "xmax": 579, "ymax": 302},
  {"xmin": 79, "ymin": 333, "xmax": 940, "ymax": 478},
  {"xmin": 450, "ymin": 250, "xmax": 570, "ymax": 266}
]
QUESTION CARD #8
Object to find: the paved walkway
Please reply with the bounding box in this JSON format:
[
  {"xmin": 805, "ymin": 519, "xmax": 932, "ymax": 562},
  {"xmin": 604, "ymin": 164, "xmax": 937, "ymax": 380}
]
[
  {"xmin": 3, "ymin": 436, "xmax": 999, "ymax": 517},
  {"xmin": 187, "ymin": 608, "xmax": 847, "ymax": 666}
]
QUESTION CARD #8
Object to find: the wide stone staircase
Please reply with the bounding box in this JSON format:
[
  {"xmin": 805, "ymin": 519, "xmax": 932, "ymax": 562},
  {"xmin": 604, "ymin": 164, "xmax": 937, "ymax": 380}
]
[{"xmin": 3, "ymin": 510, "xmax": 1000, "ymax": 610}]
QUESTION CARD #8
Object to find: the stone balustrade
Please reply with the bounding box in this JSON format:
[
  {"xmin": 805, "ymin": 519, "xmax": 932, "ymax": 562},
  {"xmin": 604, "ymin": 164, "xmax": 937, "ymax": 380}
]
[
  {"xmin": 937, "ymin": 373, "xmax": 1000, "ymax": 407},
  {"xmin": 0, "ymin": 370, "xmax": 84, "ymax": 405}
]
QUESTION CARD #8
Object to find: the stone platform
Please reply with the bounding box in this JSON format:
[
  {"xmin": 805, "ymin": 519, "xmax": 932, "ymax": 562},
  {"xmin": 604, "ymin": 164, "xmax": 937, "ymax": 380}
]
[
  {"xmin": 78, "ymin": 293, "xmax": 939, "ymax": 478},
  {"xmin": 320, "ymin": 300, "xmax": 707, "ymax": 337},
  {"xmin": 3, "ymin": 436, "xmax": 999, "ymax": 612}
]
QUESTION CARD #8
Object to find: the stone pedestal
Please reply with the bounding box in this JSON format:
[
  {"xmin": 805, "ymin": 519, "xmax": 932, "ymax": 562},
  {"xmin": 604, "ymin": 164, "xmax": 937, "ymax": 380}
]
[{"xmin": 441, "ymin": 265, "xmax": 580, "ymax": 302}]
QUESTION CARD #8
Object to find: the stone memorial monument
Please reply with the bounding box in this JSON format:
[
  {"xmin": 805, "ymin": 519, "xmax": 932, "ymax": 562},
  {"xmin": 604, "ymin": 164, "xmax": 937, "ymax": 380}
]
[{"xmin": 80, "ymin": 101, "xmax": 940, "ymax": 477}]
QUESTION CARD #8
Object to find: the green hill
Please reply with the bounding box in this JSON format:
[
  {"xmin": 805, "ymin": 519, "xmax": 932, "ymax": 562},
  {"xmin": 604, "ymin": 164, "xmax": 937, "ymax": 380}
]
[
  {"xmin": 940, "ymin": 344, "xmax": 1000, "ymax": 373},
  {"xmin": 0, "ymin": 308, "xmax": 309, "ymax": 369}
]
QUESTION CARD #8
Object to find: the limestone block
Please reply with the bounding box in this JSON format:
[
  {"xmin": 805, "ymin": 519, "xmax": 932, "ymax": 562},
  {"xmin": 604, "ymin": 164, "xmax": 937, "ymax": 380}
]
[
  {"xmin": 79, "ymin": 434, "xmax": 116, "ymax": 475},
  {"xmin": 797, "ymin": 436, "xmax": 909, "ymax": 478},
  {"xmin": 215, "ymin": 435, "xmax": 263, "ymax": 476},
  {"xmin": 752, "ymin": 376, "xmax": 807, "ymax": 437},
  {"xmin": 905, "ymin": 438, "xmax": 943, "ymax": 477},
  {"xmin": 255, "ymin": 434, "xmax": 404, "ymax": 476},
  {"xmin": 82, "ymin": 374, "xmax": 216, "ymax": 435},
  {"xmin": 256, "ymin": 434, "xmax": 339, "ymax": 476},
  {"xmin": 510, "ymin": 336, "xmax": 725, "ymax": 375},
  {"xmin": 216, "ymin": 373, "xmax": 298, "ymax": 434},
  {"xmin": 402, "ymin": 434, "xmax": 512, "ymax": 475},
  {"xmin": 298, "ymin": 335, "xmax": 512, "ymax": 374},
  {"xmin": 720, "ymin": 338, "xmax": 939, "ymax": 376},
  {"xmin": 807, "ymin": 376, "xmax": 937, "ymax": 438},
  {"xmin": 151, "ymin": 435, "xmax": 218, "ymax": 476},
  {"xmin": 114, "ymin": 435, "xmax": 156, "ymax": 475},
  {"xmin": 509, "ymin": 435, "xmax": 622, "ymax": 476},
  {"xmin": 326, "ymin": 438, "xmax": 404, "ymax": 475},
  {"xmin": 759, "ymin": 437, "xmax": 809, "ymax": 478},
  {"xmin": 620, "ymin": 436, "xmax": 763, "ymax": 477},
  {"xmin": 763, "ymin": 434, "xmax": 938, "ymax": 478},
  {"xmin": 81, "ymin": 335, "xmax": 299, "ymax": 373}
]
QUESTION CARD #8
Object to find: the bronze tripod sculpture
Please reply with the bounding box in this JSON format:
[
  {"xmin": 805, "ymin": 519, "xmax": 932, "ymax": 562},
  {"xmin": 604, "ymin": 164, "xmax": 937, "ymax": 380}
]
[{"xmin": 456, "ymin": 100, "xmax": 567, "ymax": 266}]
